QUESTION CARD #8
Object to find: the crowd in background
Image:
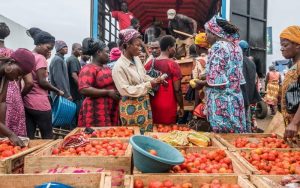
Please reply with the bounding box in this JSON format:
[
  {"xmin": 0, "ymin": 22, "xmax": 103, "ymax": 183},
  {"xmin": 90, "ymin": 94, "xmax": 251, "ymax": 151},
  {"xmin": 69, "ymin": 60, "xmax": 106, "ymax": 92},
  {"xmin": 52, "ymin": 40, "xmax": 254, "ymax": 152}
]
[{"xmin": 0, "ymin": 1, "xmax": 299, "ymax": 146}]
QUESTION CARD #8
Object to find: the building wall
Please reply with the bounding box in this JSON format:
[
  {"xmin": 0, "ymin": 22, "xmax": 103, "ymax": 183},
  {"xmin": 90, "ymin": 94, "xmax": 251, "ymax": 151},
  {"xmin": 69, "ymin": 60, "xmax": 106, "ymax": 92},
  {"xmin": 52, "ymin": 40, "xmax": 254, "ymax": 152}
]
[
  {"xmin": 0, "ymin": 15, "xmax": 34, "ymax": 51},
  {"xmin": 267, "ymin": 0, "xmax": 300, "ymax": 68}
]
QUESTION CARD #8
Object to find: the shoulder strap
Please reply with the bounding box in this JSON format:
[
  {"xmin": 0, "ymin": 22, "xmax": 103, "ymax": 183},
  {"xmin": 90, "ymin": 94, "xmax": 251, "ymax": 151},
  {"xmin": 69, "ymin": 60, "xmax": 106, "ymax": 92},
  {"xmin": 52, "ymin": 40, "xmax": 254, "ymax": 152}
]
[{"xmin": 151, "ymin": 58, "xmax": 156, "ymax": 69}]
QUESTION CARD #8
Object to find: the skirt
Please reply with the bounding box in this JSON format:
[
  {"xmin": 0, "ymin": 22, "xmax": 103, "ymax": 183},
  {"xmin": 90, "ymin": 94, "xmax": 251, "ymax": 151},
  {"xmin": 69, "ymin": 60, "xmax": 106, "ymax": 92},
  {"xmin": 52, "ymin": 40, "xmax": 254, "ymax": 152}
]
[
  {"xmin": 119, "ymin": 95, "xmax": 153, "ymax": 134},
  {"xmin": 264, "ymin": 81, "xmax": 280, "ymax": 105}
]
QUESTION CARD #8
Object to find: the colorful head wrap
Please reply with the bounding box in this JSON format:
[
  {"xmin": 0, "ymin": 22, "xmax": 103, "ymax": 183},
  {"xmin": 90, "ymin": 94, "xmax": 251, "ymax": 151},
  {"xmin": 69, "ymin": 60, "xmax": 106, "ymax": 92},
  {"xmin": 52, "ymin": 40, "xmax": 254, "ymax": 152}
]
[
  {"xmin": 280, "ymin": 25, "xmax": 300, "ymax": 45},
  {"xmin": 195, "ymin": 32, "xmax": 209, "ymax": 48},
  {"xmin": 204, "ymin": 15, "xmax": 240, "ymax": 42},
  {"xmin": 110, "ymin": 47, "xmax": 121, "ymax": 61},
  {"xmin": 10, "ymin": 48, "xmax": 35, "ymax": 74},
  {"xmin": 119, "ymin": 29, "xmax": 141, "ymax": 44}
]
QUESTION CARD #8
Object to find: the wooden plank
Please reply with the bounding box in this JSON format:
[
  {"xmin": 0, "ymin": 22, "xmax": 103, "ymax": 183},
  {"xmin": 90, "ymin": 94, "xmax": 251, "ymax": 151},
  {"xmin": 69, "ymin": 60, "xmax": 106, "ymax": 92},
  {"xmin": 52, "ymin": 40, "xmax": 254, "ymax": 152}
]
[
  {"xmin": 133, "ymin": 147, "xmax": 251, "ymax": 175},
  {"xmin": 250, "ymin": 175, "xmax": 283, "ymax": 188},
  {"xmin": 0, "ymin": 139, "xmax": 52, "ymax": 174},
  {"xmin": 0, "ymin": 172, "xmax": 110, "ymax": 188},
  {"xmin": 24, "ymin": 139, "xmax": 132, "ymax": 174},
  {"xmin": 125, "ymin": 174, "xmax": 255, "ymax": 188},
  {"xmin": 66, "ymin": 126, "xmax": 141, "ymax": 138}
]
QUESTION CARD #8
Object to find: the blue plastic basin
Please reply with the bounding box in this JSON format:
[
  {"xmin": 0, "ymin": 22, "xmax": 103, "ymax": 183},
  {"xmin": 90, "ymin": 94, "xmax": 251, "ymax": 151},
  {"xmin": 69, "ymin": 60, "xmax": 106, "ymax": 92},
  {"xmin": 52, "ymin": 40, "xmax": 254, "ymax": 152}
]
[
  {"xmin": 130, "ymin": 135, "xmax": 184, "ymax": 173},
  {"xmin": 52, "ymin": 96, "xmax": 76, "ymax": 128}
]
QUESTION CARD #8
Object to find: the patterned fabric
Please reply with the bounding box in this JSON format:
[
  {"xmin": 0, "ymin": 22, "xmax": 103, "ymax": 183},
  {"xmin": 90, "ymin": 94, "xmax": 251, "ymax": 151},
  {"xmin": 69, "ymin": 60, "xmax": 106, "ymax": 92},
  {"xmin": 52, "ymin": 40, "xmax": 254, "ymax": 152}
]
[
  {"xmin": 119, "ymin": 29, "xmax": 140, "ymax": 44},
  {"xmin": 280, "ymin": 26, "xmax": 300, "ymax": 45},
  {"xmin": 265, "ymin": 81, "xmax": 280, "ymax": 106},
  {"xmin": 0, "ymin": 47, "xmax": 13, "ymax": 57},
  {"xmin": 205, "ymin": 41, "xmax": 247, "ymax": 133},
  {"xmin": 6, "ymin": 81, "xmax": 27, "ymax": 136},
  {"xmin": 78, "ymin": 64, "xmax": 119, "ymax": 127},
  {"xmin": 281, "ymin": 61, "xmax": 300, "ymax": 126},
  {"xmin": 204, "ymin": 15, "xmax": 240, "ymax": 43},
  {"xmin": 119, "ymin": 95, "xmax": 153, "ymax": 134},
  {"xmin": 195, "ymin": 32, "xmax": 209, "ymax": 48}
]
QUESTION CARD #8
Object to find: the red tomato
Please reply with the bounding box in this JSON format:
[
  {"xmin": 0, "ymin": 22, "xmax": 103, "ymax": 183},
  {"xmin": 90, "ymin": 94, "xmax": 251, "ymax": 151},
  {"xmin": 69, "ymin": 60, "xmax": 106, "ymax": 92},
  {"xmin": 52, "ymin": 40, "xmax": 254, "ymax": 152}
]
[
  {"xmin": 134, "ymin": 178, "xmax": 144, "ymax": 188},
  {"xmin": 149, "ymin": 149, "xmax": 158, "ymax": 156},
  {"xmin": 148, "ymin": 181, "xmax": 163, "ymax": 188}
]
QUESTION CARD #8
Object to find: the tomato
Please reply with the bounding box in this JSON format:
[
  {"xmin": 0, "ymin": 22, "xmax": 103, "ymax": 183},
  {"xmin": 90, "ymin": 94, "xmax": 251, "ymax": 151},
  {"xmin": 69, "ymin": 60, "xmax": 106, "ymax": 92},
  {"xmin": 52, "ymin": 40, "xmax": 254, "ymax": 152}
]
[
  {"xmin": 149, "ymin": 149, "xmax": 158, "ymax": 156},
  {"xmin": 134, "ymin": 178, "xmax": 144, "ymax": 188},
  {"xmin": 1, "ymin": 150, "xmax": 14, "ymax": 157},
  {"xmin": 148, "ymin": 181, "xmax": 163, "ymax": 188},
  {"xmin": 163, "ymin": 180, "xmax": 174, "ymax": 188}
]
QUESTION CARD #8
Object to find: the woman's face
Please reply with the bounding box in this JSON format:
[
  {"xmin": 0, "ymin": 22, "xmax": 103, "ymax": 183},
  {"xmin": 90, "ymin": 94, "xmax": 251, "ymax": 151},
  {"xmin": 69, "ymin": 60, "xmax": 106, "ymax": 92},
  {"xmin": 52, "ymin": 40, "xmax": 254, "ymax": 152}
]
[
  {"xmin": 206, "ymin": 30, "xmax": 217, "ymax": 45},
  {"xmin": 280, "ymin": 38, "xmax": 299, "ymax": 59},
  {"xmin": 4, "ymin": 62, "xmax": 24, "ymax": 81},
  {"xmin": 38, "ymin": 43, "xmax": 54, "ymax": 59},
  {"xmin": 97, "ymin": 47, "xmax": 109, "ymax": 64},
  {"xmin": 127, "ymin": 38, "xmax": 142, "ymax": 57}
]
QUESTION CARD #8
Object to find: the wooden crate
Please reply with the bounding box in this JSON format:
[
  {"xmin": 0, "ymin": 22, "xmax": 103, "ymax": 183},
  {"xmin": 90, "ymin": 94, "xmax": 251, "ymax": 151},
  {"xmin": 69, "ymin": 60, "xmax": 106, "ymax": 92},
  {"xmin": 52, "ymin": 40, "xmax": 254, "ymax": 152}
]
[
  {"xmin": 67, "ymin": 126, "xmax": 141, "ymax": 138},
  {"xmin": 24, "ymin": 138, "xmax": 132, "ymax": 174},
  {"xmin": 124, "ymin": 174, "xmax": 255, "ymax": 188},
  {"xmin": 215, "ymin": 133, "xmax": 295, "ymax": 151},
  {"xmin": 144, "ymin": 132, "xmax": 226, "ymax": 149},
  {"xmin": 152, "ymin": 124, "xmax": 191, "ymax": 132},
  {"xmin": 133, "ymin": 147, "xmax": 251, "ymax": 175},
  {"xmin": 0, "ymin": 139, "xmax": 52, "ymax": 174},
  {"xmin": 176, "ymin": 58, "xmax": 194, "ymax": 76},
  {"xmin": 232, "ymin": 148, "xmax": 300, "ymax": 175},
  {"xmin": 250, "ymin": 175, "xmax": 284, "ymax": 188},
  {"xmin": 0, "ymin": 172, "xmax": 111, "ymax": 188}
]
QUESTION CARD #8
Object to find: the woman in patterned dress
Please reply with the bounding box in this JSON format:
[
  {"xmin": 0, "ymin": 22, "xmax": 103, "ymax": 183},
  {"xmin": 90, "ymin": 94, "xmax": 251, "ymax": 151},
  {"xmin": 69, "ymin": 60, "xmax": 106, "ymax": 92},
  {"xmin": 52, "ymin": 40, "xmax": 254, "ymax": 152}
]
[
  {"xmin": 195, "ymin": 15, "xmax": 247, "ymax": 133},
  {"xmin": 78, "ymin": 38, "xmax": 120, "ymax": 127}
]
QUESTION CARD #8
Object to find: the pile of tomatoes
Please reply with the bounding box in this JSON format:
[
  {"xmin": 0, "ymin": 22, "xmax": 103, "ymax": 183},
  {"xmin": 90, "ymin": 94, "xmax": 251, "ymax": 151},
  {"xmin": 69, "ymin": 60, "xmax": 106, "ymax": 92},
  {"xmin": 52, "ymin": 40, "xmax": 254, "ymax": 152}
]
[
  {"xmin": 240, "ymin": 149, "xmax": 300, "ymax": 175},
  {"xmin": 156, "ymin": 124, "xmax": 190, "ymax": 133},
  {"xmin": 134, "ymin": 179, "xmax": 241, "ymax": 188},
  {"xmin": 171, "ymin": 150, "xmax": 233, "ymax": 174},
  {"xmin": 233, "ymin": 135, "xmax": 289, "ymax": 148},
  {"xmin": 0, "ymin": 140, "xmax": 28, "ymax": 158},
  {"xmin": 85, "ymin": 127, "xmax": 134, "ymax": 138},
  {"xmin": 51, "ymin": 140, "xmax": 128, "ymax": 156}
]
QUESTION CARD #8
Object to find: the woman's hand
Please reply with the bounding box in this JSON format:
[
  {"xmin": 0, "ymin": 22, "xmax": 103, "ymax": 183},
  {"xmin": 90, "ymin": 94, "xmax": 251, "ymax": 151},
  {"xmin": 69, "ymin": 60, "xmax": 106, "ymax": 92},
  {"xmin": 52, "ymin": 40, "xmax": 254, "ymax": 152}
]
[
  {"xmin": 8, "ymin": 134, "xmax": 25, "ymax": 147},
  {"xmin": 284, "ymin": 122, "xmax": 299, "ymax": 141},
  {"xmin": 108, "ymin": 90, "xmax": 120, "ymax": 101},
  {"xmin": 56, "ymin": 90, "xmax": 64, "ymax": 96},
  {"xmin": 178, "ymin": 108, "xmax": 185, "ymax": 118}
]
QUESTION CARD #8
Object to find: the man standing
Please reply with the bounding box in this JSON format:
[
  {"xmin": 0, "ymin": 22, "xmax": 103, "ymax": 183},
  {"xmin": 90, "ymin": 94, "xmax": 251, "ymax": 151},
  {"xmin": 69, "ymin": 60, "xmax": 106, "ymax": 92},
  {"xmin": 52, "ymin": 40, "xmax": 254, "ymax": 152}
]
[
  {"xmin": 111, "ymin": 1, "xmax": 134, "ymax": 30},
  {"xmin": 167, "ymin": 9, "xmax": 197, "ymax": 58},
  {"xmin": 80, "ymin": 55, "xmax": 90, "ymax": 67},
  {"xmin": 67, "ymin": 43, "xmax": 83, "ymax": 127},
  {"xmin": 145, "ymin": 40, "xmax": 161, "ymax": 64},
  {"xmin": 127, "ymin": 18, "xmax": 140, "ymax": 31},
  {"xmin": 49, "ymin": 40, "xmax": 71, "ymax": 100}
]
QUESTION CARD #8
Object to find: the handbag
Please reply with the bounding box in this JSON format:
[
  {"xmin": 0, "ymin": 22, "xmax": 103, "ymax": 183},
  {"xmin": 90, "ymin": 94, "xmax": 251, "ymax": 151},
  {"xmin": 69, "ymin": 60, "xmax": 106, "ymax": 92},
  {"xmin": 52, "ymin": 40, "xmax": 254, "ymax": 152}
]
[
  {"xmin": 285, "ymin": 81, "xmax": 300, "ymax": 114},
  {"xmin": 146, "ymin": 58, "xmax": 162, "ymax": 93}
]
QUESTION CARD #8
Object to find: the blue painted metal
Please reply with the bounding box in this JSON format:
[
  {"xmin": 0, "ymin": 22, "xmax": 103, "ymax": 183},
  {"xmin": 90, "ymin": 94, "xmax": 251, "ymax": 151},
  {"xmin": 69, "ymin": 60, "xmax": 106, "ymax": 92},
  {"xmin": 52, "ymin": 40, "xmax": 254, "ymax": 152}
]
[
  {"xmin": 92, "ymin": 0, "xmax": 98, "ymax": 39},
  {"xmin": 221, "ymin": 0, "xmax": 227, "ymax": 19}
]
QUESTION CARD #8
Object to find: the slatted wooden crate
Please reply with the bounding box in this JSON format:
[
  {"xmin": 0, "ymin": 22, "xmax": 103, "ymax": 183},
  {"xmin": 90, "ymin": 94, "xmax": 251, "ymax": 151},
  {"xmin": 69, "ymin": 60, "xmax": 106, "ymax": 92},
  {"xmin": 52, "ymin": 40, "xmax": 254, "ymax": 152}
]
[
  {"xmin": 215, "ymin": 133, "xmax": 296, "ymax": 151},
  {"xmin": 133, "ymin": 147, "xmax": 251, "ymax": 175},
  {"xmin": 124, "ymin": 174, "xmax": 255, "ymax": 188},
  {"xmin": 24, "ymin": 138, "xmax": 132, "ymax": 174},
  {"xmin": 0, "ymin": 139, "xmax": 52, "ymax": 174},
  {"xmin": 250, "ymin": 175, "xmax": 285, "ymax": 188},
  {"xmin": 66, "ymin": 126, "xmax": 140, "ymax": 138},
  {"xmin": 152, "ymin": 124, "xmax": 192, "ymax": 132},
  {"xmin": 0, "ymin": 172, "xmax": 111, "ymax": 188}
]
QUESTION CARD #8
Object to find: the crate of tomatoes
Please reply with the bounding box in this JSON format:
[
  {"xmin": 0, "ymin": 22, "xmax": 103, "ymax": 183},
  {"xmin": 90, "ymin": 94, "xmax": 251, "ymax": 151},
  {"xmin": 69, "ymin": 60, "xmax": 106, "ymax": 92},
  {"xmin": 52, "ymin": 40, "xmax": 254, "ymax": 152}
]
[
  {"xmin": 215, "ymin": 133, "xmax": 295, "ymax": 151},
  {"xmin": 0, "ymin": 139, "xmax": 51, "ymax": 174},
  {"xmin": 250, "ymin": 174, "xmax": 300, "ymax": 188},
  {"xmin": 133, "ymin": 147, "xmax": 251, "ymax": 175},
  {"xmin": 153, "ymin": 124, "xmax": 191, "ymax": 133},
  {"xmin": 125, "ymin": 174, "xmax": 255, "ymax": 188},
  {"xmin": 67, "ymin": 126, "xmax": 140, "ymax": 138},
  {"xmin": 232, "ymin": 148, "xmax": 300, "ymax": 175},
  {"xmin": 0, "ymin": 172, "xmax": 111, "ymax": 188},
  {"xmin": 24, "ymin": 137, "xmax": 132, "ymax": 174}
]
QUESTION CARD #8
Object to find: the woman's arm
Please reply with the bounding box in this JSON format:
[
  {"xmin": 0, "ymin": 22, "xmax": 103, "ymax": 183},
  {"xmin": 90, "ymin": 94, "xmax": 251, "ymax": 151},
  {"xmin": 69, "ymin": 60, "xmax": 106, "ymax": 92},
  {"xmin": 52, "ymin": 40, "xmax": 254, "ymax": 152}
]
[
  {"xmin": 36, "ymin": 68, "xmax": 63, "ymax": 96},
  {"xmin": 173, "ymin": 80, "xmax": 184, "ymax": 117},
  {"xmin": 284, "ymin": 105, "xmax": 300, "ymax": 140},
  {"xmin": 80, "ymin": 87, "xmax": 119, "ymax": 100},
  {"xmin": 21, "ymin": 73, "xmax": 34, "ymax": 96}
]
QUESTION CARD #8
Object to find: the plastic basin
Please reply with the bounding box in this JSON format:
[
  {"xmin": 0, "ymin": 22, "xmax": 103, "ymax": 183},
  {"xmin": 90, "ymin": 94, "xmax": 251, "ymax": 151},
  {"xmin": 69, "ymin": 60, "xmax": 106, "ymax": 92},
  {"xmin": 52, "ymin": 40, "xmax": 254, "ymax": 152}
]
[
  {"xmin": 130, "ymin": 135, "xmax": 184, "ymax": 173},
  {"xmin": 52, "ymin": 96, "xmax": 76, "ymax": 128}
]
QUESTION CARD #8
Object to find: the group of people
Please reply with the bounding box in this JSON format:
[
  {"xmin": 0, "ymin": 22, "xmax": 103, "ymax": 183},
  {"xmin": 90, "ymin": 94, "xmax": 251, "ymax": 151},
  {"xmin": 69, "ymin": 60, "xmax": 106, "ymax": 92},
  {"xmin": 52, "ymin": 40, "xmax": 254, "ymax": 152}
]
[{"xmin": 0, "ymin": 1, "xmax": 300, "ymax": 146}]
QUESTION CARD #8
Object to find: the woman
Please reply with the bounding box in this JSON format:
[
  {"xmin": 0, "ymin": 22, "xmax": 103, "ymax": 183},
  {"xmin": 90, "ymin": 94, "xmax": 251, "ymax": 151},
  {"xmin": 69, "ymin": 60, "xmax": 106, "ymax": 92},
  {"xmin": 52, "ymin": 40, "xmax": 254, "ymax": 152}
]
[
  {"xmin": 145, "ymin": 35, "xmax": 184, "ymax": 124},
  {"xmin": 196, "ymin": 15, "xmax": 247, "ymax": 133},
  {"xmin": 112, "ymin": 29, "xmax": 163, "ymax": 133},
  {"xmin": 23, "ymin": 28, "xmax": 64, "ymax": 139},
  {"xmin": 0, "ymin": 48, "xmax": 35, "ymax": 145},
  {"xmin": 264, "ymin": 65, "xmax": 281, "ymax": 115},
  {"xmin": 279, "ymin": 25, "xmax": 300, "ymax": 140},
  {"xmin": 78, "ymin": 38, "xmax": 120, "ymax": 127},
  {"xmin": 0, "ymin": 22, "xmax": 33, "ymax": 137}
]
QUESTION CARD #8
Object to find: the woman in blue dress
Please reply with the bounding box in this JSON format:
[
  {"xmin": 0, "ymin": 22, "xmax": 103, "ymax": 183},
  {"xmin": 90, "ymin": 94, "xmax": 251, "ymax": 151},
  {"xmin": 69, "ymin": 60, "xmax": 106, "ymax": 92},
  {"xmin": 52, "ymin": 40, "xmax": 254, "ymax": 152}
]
[{"xmin": 196, "ymin": 16, "xmax": 248, "ymax": 133}]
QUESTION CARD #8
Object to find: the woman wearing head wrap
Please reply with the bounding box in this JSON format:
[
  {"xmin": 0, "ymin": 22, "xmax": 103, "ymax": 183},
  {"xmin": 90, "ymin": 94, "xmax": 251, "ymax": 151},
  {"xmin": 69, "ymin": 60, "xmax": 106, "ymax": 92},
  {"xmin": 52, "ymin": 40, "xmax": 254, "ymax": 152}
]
[
  {"xmin": 77, "ymin": 38, "xmax": 120, "ymax": 127},
  {"xmin": 23, "ymin": 27, "xmax": 64, "ymax": 139},
  {"xmin": 279, "ymin": 25, "xmax": 300, "ymax": 140},
  {"xmin": 264, "ymin": 65, "xmax": 281, "ymax": 115},
  {"xmin": 112, "ymin": 29, "xmax": 164, "ymax": 133},
  {"xmin": 0, "ymin": 22, "xmax": 34, "ymax": 138},
  {"xmin": 0, "ymin": 48, "xmax": 35, "ymax": 146},
  {"xmin": 195, "ymin": 15, "xmax": 247, "ymax": 133}
]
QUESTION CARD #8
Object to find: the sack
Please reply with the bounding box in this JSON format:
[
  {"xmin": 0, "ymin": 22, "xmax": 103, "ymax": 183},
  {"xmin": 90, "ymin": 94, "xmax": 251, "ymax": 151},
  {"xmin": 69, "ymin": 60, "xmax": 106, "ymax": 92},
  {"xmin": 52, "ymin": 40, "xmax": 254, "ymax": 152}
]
[
  {"xmin": 285, "ymin": 81, "xmax": 300, "ymax": 114},
  {"xmin": 188, "ymin": 117, "xmax": 211, "ymax": 132}
]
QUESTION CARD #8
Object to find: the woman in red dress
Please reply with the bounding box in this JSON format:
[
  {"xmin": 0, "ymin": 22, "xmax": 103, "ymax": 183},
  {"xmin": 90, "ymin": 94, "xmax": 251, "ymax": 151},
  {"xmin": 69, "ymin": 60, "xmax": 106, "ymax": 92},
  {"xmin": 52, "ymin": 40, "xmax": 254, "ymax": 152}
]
[
  {"xmin": 78, "ymin": 38, "xmax": 120, "ymax": 127},
  {"xmin": 145, "ymin": 35, "xmax": 184, "ymax": 124}
]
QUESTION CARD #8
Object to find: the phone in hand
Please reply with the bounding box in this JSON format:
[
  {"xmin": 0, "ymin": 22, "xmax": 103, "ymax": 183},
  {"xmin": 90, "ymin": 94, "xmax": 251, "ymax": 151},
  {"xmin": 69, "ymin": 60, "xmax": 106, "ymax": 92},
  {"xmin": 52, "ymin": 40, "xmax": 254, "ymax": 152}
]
[{"xmin": 161, "ymin": 73, "xmax": 168, "ymax": 80}]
